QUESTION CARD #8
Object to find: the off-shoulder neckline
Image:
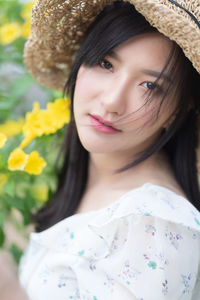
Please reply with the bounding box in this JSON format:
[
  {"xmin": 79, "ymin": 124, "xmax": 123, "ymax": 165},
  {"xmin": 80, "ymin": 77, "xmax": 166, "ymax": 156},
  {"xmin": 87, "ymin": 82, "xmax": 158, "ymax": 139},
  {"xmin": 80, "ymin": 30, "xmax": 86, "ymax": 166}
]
[
  {"xmin": 73, "ymin": 182, "xmax": 190, "ymax": 218},
  {"xmin": 33, "ymin": 182, "xmax": 199, "ymax": 237}
]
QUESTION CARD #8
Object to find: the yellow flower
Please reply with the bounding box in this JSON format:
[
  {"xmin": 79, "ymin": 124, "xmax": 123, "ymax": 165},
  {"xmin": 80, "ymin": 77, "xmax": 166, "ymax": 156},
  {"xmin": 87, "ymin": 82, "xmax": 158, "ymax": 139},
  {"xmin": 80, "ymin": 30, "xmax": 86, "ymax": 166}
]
[
  {"xmin": 0, "ymin": 119, "xmax": 24, "ymax": 138},
  {"xmin": 8, "ymin": 148, "xmax": 46, "ymax": 175},
  {"xmin": 25, "ymin": 151, "xmax": 47, "ymax": 175},
  {"xmin": 8, "ymin": 148, "xmax": 28, "ymax": 171},
  {"xmin": 20, "ymin": 102, "xmax": 43, "ymax": 148},
  {"xmin": 0, "ymin": 133, "xmax": 7, "ymax": 149},
  {"xmin": 0, "ymin": 22, "xmax": 22, "ymax": 45},
  {"xmin": 21, "ymin": 1, "xmax": 36, "ymax": 20},
  {"xmin": 20, "ymin": 98, "xmax": 70, "ymax": 148},
  {"xmin": 0, "ymin": 174, "xmax": 8, "ymax": 191},
  {"xmin": 47, "ymin": 98, "xmax": 71, "ymax": 130},
  {"xmin": 31, "ymin": 183, "xmax": 49, "ymax": 202},
  {"xmin": 21, "ymin": 19, "xmax": 31, "ymax": 38},
  {"xmin": 38, "ymin": 110, "xmax": 57, "ymax": 135},
  {"xmin": 19, "ymin": 135, "xmax": 34, "ymax": 149},
  {"xmin": 23, "ymin": 102, "xmax": 43, "ymax": 136}
]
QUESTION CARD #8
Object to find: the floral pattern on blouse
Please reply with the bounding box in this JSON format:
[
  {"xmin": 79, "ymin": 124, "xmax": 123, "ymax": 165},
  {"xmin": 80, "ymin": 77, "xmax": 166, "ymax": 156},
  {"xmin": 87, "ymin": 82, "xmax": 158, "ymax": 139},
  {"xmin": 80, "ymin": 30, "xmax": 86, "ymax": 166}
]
[{"xmin": 19, "ymin": 183, "xmax": 200, "ymax": 300}]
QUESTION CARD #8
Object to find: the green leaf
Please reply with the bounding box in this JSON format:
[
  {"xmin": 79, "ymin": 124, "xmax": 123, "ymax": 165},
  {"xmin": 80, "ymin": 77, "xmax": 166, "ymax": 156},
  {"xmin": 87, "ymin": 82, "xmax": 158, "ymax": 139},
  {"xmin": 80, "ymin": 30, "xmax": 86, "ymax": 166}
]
[
  {"xmin": 0, "ymin": 211, "xmax": 4, "ymax": 227},
  {"xmin": 4, "ymin": 179, "xmax": 16, "ymax": 197},
  {"xmin": 9, "ymin": 243, "xmax": 23, "ymax": 265},
  {"xmin": 22, "ymin": 210, "xmax": 32, "ymax": 225},
  {"xmin": 5, "ymin": 195, "xmax": 24, "ymax": 211},
  {"xmin": 0, "ymin": 227, "xmax": 5, "ymax": 247},
  {"xmin": 0, "ymin": 1, "xmax": 23, "ymax": 24}
]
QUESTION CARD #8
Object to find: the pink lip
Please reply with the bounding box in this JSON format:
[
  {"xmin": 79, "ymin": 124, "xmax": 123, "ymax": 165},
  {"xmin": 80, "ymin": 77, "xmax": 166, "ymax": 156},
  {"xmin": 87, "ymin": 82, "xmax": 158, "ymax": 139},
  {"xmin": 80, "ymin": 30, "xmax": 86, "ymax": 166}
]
[{"xmin": 89, "ymin": 115, "xmax": 121, "ymax": 134}]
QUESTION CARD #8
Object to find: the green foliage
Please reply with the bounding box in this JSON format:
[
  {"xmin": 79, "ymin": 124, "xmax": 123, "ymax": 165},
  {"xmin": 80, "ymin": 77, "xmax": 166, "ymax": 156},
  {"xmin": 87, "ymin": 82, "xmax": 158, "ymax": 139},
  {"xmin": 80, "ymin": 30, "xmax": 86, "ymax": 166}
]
[
  {"xmin": 0, "ymin": 0, "xmax": 65, "ymax": 262},
  {"xmin": 9, "ymin": 243, "xmax": 23, "ymax": 264},
  {"xmin": 0, "ymin": 228, "xmax": 5, "ymax": 247},
  {"xmin": 0, "ymin": 1, "xmax": 24, "ymax": 23}
]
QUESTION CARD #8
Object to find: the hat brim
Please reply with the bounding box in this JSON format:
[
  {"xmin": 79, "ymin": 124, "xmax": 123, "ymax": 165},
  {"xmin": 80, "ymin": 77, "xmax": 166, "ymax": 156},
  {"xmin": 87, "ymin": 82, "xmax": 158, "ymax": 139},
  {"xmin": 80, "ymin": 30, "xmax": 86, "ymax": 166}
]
[{"xmin": 23, "ymin": 0, "xmax": 200, "ymax": 91}]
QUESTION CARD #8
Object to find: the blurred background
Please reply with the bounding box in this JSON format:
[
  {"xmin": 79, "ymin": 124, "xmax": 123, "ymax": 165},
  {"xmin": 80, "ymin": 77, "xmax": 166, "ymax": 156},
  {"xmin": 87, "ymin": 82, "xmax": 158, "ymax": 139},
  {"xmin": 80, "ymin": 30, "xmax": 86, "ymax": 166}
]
[{"xmin": 0, "ymin": 0, "xmax": 69, "ymax": 263}]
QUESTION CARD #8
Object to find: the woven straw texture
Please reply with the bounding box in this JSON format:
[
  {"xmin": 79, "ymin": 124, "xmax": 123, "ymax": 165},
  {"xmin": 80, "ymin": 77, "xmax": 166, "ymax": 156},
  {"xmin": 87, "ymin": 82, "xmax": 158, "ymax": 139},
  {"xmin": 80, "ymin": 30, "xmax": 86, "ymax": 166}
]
[{"xmin": 24, "ymin": 0, "xmax": 200, "ymax": 91}]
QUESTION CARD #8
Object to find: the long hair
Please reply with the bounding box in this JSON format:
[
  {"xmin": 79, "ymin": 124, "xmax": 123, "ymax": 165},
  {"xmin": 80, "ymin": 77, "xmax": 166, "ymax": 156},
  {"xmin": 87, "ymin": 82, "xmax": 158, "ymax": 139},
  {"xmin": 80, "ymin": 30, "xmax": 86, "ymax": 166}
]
[{"xmin": 34, "ymin": 1, "xmax": 200, "ymax": 232}]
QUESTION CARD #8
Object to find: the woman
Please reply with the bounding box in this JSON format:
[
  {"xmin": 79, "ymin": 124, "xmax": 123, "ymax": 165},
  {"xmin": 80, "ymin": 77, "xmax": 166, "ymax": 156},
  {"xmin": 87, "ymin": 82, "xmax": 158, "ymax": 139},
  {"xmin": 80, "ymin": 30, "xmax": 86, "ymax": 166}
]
[{"xmin": 1, "ymin": 0, "xmax": 200, "ymax": 299}]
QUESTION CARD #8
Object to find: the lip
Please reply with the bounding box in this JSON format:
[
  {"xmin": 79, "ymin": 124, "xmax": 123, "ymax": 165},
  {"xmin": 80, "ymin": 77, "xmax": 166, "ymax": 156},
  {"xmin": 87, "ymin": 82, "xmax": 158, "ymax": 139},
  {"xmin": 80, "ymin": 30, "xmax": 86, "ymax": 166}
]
[{"xmin": 89, "ymin": 114, "xmax": 121, "ymax": 134}]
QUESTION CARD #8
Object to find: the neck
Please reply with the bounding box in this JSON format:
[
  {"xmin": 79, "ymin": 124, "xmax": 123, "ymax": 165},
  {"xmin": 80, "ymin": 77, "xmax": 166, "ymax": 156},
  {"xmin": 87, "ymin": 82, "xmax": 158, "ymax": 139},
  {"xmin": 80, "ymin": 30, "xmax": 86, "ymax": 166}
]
[{"xmin": 86, "ymin": 150, "xmax": 171, "ymax": 191}]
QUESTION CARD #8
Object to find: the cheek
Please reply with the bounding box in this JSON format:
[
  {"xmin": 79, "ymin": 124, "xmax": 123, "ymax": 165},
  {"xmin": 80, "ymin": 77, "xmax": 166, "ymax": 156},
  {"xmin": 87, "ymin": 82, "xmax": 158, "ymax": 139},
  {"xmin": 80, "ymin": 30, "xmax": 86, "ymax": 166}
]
[
  {"xmin": 76, "ymin": 76, "xmax": 92, "ymax": 99},
  {"xmin": 125, "ymin": 99, "xmax": 156, "ymax": 129},
  {"xmin": 74, "ymin": 68, "xmax": 102, "ymax": 103}
]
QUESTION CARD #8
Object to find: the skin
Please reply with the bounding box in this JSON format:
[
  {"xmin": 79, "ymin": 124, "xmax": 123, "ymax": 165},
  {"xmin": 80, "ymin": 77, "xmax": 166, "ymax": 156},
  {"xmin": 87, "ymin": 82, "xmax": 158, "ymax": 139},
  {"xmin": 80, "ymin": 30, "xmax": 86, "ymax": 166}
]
[{"xmin": 74, "ymin": 32, "xmax": 186, "ymax": 213}]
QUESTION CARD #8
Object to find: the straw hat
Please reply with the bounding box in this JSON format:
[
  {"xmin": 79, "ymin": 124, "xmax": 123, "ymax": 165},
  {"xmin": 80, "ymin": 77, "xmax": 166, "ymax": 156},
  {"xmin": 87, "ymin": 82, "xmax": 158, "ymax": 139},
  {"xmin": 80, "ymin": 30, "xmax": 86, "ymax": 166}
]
[{"xmin": 24, "ymin": 0, "xmax": 200, "ymax": 91}]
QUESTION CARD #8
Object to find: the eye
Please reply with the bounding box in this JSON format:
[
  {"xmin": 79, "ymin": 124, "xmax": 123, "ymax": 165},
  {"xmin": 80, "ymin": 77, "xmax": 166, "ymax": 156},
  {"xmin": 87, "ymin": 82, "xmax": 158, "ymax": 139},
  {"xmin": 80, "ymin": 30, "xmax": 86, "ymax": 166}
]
[
  {"xmin": 99, "ymin": 59, "xmax": 113, "ymax": 71},
  {"xmin": 142, "ymin": 81, "xmax": 162, "ymax": 93},
  {"xmin": 143, "ymin": 81, "xmax": 157, "ymax": 90}
]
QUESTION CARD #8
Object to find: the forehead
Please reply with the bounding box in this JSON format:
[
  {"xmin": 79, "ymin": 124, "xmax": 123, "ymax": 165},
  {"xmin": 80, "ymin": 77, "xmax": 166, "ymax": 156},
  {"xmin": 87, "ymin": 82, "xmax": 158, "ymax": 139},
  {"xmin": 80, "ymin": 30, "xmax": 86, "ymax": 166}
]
[{"xmin": 111, "ymin": 32, "xmax": 173, "ymax": 71}]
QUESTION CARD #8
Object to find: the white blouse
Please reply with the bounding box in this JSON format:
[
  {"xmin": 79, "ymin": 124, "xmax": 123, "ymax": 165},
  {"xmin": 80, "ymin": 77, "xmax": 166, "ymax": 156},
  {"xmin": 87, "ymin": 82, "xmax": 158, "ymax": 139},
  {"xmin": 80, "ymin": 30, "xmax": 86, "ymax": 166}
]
[{"xmin": 19, "ymin": 183, "xmax": 200, "ymax": 300}]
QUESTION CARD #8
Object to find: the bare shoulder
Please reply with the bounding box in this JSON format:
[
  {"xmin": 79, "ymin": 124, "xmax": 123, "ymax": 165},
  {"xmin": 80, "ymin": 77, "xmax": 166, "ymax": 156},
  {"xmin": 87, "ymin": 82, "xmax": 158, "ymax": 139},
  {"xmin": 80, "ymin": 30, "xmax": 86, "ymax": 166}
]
[{"xmin": 150, "ymin": 179, "xmax": 188, "ymax": 199}]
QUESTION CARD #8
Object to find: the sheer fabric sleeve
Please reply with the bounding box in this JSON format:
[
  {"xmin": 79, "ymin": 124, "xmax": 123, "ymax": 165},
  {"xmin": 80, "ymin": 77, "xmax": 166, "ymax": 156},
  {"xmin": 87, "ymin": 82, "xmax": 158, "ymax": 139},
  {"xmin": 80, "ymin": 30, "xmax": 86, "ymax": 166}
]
[
  {"xmin": 86, "ymin": 184, "xmax": 200, "ymax": 300},
  {"xmin": 88, "ymin": 213, "xmax": 200, "ymax": 300}
]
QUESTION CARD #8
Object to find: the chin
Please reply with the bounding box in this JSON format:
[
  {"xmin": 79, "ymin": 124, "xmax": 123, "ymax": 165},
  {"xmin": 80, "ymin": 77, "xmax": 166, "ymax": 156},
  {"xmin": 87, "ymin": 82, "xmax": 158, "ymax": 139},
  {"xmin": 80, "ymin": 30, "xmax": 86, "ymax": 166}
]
[
  {"xmin": 78, "ymin": 134, "xmax": 114, "ymax": 153},
  {"xmin": 76, "ymin": 125, "xmax": 123, "ymax": 153},
  {"xmin": 80, "ymin": 139, "xmax": 108, "ymax": 153}
]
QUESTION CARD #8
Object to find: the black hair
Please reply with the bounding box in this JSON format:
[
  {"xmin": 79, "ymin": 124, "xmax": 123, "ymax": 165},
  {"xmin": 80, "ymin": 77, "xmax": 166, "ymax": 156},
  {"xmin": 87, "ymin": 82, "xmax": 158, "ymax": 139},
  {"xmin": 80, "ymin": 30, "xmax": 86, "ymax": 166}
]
[{"xmin": 34, "ymin": 1, "xmax": 200, "ymax": 232}]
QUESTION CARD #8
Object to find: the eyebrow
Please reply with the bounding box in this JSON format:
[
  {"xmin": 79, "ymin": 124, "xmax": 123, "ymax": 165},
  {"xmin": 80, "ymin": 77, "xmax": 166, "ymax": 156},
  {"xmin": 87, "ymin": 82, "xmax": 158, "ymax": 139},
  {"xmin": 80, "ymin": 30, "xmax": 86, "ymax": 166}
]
[
  {"xmin": 107, "ymin": 50, "xmax": 122, "ymax": 62},
  {"xmin": 141, "ymin": 69, "xmax": 172, "ymax": 83},
  {"xmin": 107, "ymin": 50, "xmax": 172, "ymax": 83}
]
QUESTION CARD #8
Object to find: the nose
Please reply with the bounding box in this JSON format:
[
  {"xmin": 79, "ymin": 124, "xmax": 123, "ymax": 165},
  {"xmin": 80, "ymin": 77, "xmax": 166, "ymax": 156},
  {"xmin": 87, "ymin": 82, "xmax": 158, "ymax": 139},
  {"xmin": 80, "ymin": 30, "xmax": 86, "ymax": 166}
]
[{"xmin": 100, "ymin": 74, "xmax": 129, "ymax": 115}]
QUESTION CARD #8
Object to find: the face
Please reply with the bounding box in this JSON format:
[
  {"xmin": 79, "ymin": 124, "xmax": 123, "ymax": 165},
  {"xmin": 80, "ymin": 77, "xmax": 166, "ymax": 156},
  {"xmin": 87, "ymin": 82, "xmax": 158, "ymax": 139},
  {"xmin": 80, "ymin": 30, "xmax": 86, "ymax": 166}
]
[{"xmin": 73, "ymin": 32, "xmax": 178, "ymax": 159}]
